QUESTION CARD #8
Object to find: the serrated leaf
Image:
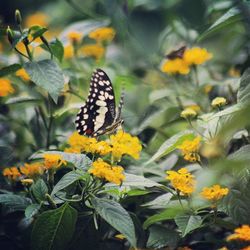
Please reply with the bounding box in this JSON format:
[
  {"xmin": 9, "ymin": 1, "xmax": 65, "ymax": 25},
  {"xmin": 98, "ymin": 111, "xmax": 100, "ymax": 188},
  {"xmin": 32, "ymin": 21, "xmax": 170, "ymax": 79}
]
[
  {"xmin": 31, "ymin": 203, "xmax": 77, "ymax": 250},
  {"xmin": 51, "ymin": 171, "xmax": 84, "ymax": 197},
  {"xmin": 31, "ymin": 179, "xmax": 48, "ymax": 202},
  {"xmin": 146, "ymin": 130, "xmax": 195, "ymax": 164},
  {"xmin": 31, "ymin": 151, "xmax": 92, "ymax": 170},
  {"xmin": 0, "ymin": 194, "xmax": 31, "ymax": 214},
  {"xmin": 147, "ymin": 225, "xmax": 180, "ymax": 249},
  {"xmin": 41, "ymin": 39, "xmax": 64, "ymax": 62},
  {"xmin": 142, "ymin": 193, "xmax": 173, "ymax": 209},
  {"xmin": 198, "ymin": 7, "xmax": 242, "ymax": 41},
  {"xmin": 143, "ymin": 207, "xmax": 185, "ymax": 229},
  {"xmin": 0, "ymin": 63, "xmax": 22, "ymax": 77},
  {"xmin": 237, "ymin": 68, "xmax": 250, "ymax": 104},
  {"xmin": 174, "ymin": 214, "xmax": 203, "ymax": 237},
  {"xmin": 24, "ymin": 59, "xmax": 64, "ymax": 103},
  {"xmin": 92, "ymin": 197, "xmax": 137, "ymax": 247}
]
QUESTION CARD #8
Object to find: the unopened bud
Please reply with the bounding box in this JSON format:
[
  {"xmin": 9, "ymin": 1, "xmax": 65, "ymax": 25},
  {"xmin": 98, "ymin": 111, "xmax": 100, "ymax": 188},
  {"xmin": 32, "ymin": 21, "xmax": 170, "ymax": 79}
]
[
  {"xmin": 15, "ymin": 9, "xmax": 22, "ymax": 25},
  {"xmin": 6, "ymin": 26, "xmax": 14, "ymax": 44}
]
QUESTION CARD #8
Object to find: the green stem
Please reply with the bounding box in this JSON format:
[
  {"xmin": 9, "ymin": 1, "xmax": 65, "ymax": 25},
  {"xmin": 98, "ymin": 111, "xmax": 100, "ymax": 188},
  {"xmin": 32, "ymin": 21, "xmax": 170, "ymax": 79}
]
[
  {"xmin": 193, "ymin": 66, "xmax": 199, "ymax": 87},
  {"xmin": 46, "ymin": 96, "xmax": 54, "ymax": 149}
]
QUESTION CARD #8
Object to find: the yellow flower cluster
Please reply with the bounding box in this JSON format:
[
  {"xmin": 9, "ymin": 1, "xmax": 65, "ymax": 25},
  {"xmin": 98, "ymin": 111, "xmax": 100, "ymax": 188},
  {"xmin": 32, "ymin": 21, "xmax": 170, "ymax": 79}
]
[
  {"xmin": 177, "ymin": 136, "xmax": 201, "ymax": 162},
  {"xmin": 211, "ymin": 97, "xmax": 227, "ymax": 108},
  {"xmin": 0, "ymin": 78, "xmax": 15, "ymax": 97},
  {"xmin": 89, "ymin": 27, "xmax": 115, "ymax": 43},
  {"xmin": 180, "ymin": 108, "xmax": 197, "ymax": 119},
  {"xmin": 227, "ymin": 225, "xmax": 250, "ymax": 242},
  {"xmin": 81, "ymin": 44, "xmax": 105, "ymax": 61},
  {"xmin": 162, "ymin": 47, "xmax": 212, "ymax": 75},
  {"xmin": 25, "ymin": 12, "xmax": 49, "ymax": 27},
  {"xmin": 67, "ymin": 31, "xmax": 83, "ymax": 43},
  {"xmin": 16, "ymin": 68, "xmax": 30, "ymax": 81},
  {"xmin": 43, "ymin": 154, "xmax": 67, "ymax": 170},
  {"xmin": 65, "ymin": 131, "xmax": 142, "ymax": 161},
  {"xmin": 166, "ymin": 168, "xmax": 196, "ymax": 195},
  {"xmin": 200, "ymin": 185, "xmax": 229, "ymax": 202},
  {"xmin": 64, "ymin": 44, "xmax": 74, "ymax": 59},
  {"xmin": 3, "ymin": 167, "xmax": 21, "ymax": 181},
  {"xmin": 89, "ymin": 158, "xmax": 125, "ymax": 185},
  {"xmin": 20, "ymin": 162, "xmax": 44, "ymax": 178}
]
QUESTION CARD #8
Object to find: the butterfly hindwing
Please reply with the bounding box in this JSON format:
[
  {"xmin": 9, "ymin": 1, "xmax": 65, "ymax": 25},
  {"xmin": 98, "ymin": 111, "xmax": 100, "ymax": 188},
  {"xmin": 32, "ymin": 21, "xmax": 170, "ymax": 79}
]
[{"xmin": 75, "ymin": 69, "xmax": 117, "ymax": 136}]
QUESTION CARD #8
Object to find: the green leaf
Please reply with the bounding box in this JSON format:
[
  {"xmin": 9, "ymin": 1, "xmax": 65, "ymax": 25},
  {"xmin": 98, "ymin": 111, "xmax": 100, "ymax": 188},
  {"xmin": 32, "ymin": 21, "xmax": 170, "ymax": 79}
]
[
  {"xmin": 24, "ymin": 59, "xmax": 64, "ymax": 103},
  {"xmin": 29, "ymin": 25, "xmax": 48, "ymax": 40},
  {"xmin": 31, "ymin": 203, "xmax": 77, "ymax": 250},
  {"xmin": 31, "ymin": 179, "xmax": 48, "ymax": 202},
  {"xmin": 51, "ymin": 171, "xmax": 84, "ymax": 197},
  {"xmin": 237, "ymin": 68, "xmax": 250, "ymax": 104},
  {"xmin": 25, "ymin": 204, "xmax": 41, "ymax": 219},
  {"xmin": 127, "ymin": 189, "xmax": 151, "ymax": 197},
  {"xmin": 41, "ymin": 39, "xmax": 64, "ymax": 62},
  {"xmin": 142, "ymin": 193, "xmax": 173, "ymax": 209},
  {"xmin": 147, "ymin": 225, "xmax": 180, "ymax": 249},
  {"xmin": 0, "ymin": 64, "xmax": 22, "ymax": 77},
  {"xmin": 6, "ymin": 96, "xmax": 41, "ymax": 105},
  {"xmin": 228, "ymin": 145, "xmax": 250, "ymax": 161},
  {"xmin": 0, "ymin": 194, "xmax": 31, "ymax": 214},
  {"xmin": 143, "ymin": 207, "xmax": 185, "ymax": 229},
  {"xmin": 92, "ymin": 197, "xmax": 137, "ymax": 247},
  {"xmin": 198, "ymin": 7, "xmax": 242, "ymax": 41},
  {"xmin": 106, "ymin": 173, "xmax": 162, "ymax": 188},
  {"xmin": 174, "ymin": 214, "xmax": 203, "ymax": 237},
  {"xmin": 146, "ymin": 130, "xmax": 195, "ymax": 164},
  {"xmin": 12, "ymin": 30, "xmax": 29, "ymax": 48},
  {"xmin": 31, "ymin": 151, "xmax": 92, "ymax": 170}
]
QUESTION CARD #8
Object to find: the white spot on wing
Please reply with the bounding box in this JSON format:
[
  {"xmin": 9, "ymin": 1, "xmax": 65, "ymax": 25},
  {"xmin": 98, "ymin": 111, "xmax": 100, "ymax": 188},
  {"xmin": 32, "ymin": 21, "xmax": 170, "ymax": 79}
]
[
  {"xmin": 98, "ymin": 95, "xmax": 105, "ymax": 101},
  {"xmin": 96, "ymin": 100, "xmax": 107, "ymax": 107},
  {"xmin": 83, "ymin": 114, "xmax": 88, "ymax": 119},
  {"xmin": 99, "ymin": 81, "xmax": 104, "ymax": 86}
]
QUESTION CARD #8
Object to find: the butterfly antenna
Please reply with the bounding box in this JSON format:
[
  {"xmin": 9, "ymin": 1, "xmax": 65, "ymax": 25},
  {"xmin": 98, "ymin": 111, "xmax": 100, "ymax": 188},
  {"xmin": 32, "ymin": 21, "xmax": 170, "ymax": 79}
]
[{"xmin": 116, "ymin": 87, "xmax": 125, "ymax": 122}]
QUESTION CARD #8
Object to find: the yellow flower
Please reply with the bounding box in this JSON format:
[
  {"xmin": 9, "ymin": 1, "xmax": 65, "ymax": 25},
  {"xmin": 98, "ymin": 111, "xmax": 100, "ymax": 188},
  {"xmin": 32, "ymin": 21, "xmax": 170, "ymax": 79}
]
[
  {"xmin": 3, "ymin": 167, "xmax": 21, "ymax": 181},
  {"xmin": 166, "ymin": 168, "xmax": 196, "ymax": 195},
  {"xmin": 25, "ymin": 12, "xmax": 49, "ymax": 27},
  {"xmin": 226, "ymin": 225, "xmax": 250, "ymax": 241},
  {"xmin": 43, "ymin": 154, "xmax": 67, "ymax": 170},
  {"xmin": 200, "ymin": 185, "xmax": 229, "ymax": 202},
  {"xmin": 64, "ymin": 44, "xmax": 74, "ymax": 59},
  {"xmin": 183, "ymin": 47, "xmax": 213, "ymax": 65},
  {"xmin": 0, "ymin": 78, "xmax": 15, "ymax": 97},
  {"xmin": 89, "ymin": 158, "xmax": 125, "ymax": 185},
  {"xmin": 186, "ymin": 104, "xmax": 201, "ymax": 112},
  {"xmin": 204, "ymin": 85, "xmax": 213, "ymax": 94},
  {"xmin": 93, "ymin": 141, "xmax": 112, "ymax": 156},
  {"xmin": 200, "ymin": 138, "xmax": 223, "ymax": 158},
  {"xmin": 16, "ymin": 68, "xmax": 30, "ymax": 81},
  {"xmin": 109, "ymin": 130, "xmax": 142, "ymax": 161},
  {"xmin": 177, "ymin": 136, "xmax": 201, "ymax": 162},
  {"xmin": 211, "ymin": 97, "xmax": 227, "ymax": 108},
  {"xmin": 67, "ymin": 31, "xmax": 83, "ymax": 43},
  {"xmin": 161, "ymin": 58, "xmax": 190, "ymax": 75},
  {"xmin": 81, "ymin": 44, "xmax": 105, "ymax": 61},
  {"xmin": 21, "ymin": 178, "xmax": 34, "ymax": 186},
  {"xmin": 180, "ymin": 108, "xmax": 197, "ymax": 119},
  {"xmin": 241, "ymin": 247, "xmax": 250, "ymax": 250},
  {"xmin": 115, "ymin": 234, "xmax": 126, "ymax": 240},
  {"xmin": 20, "ymin": 162, "xmax": 44, "ymax": 178},
  {"xmin": 228, "ymin": 67, "xmax": 240, "ymax": 77},
  {"xmin": 89, "ymin": 27, "xmax": 115, "ymax": 42}
]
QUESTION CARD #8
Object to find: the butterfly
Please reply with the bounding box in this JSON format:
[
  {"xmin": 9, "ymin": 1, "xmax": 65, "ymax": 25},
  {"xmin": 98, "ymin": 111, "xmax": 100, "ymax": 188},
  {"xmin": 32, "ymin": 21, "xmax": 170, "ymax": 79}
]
[
  {"xmin": 165, "ymin": 45, "xmax": 186, "ymax": 60},
  {"xmin": 75, "ymin": 69, "xmax": 124, "ymax": 137}
]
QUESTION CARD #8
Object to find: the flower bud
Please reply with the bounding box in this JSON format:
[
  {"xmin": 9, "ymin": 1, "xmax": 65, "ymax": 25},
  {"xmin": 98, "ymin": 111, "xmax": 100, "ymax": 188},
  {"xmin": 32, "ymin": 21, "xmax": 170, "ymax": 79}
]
[
  {"xmin": 211, "ymin": 97, "xmax": 226, "ymax": 108},
  {"xmin": 180, "ymin": 108, "xmax": 197, "ymax": 119},
  {"xmin": 6, "ymin": 26, "xmax": 14, "ymax": 44},
  {"xmin": 15, "ymin": 9, "xmax": 22, "ymax": 25}
]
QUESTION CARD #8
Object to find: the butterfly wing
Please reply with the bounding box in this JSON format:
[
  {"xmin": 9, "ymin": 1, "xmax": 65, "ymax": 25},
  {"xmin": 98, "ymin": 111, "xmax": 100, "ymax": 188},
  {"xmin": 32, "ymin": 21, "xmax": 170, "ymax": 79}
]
[{"xmin": 75, "ymin": 69, "xmax": 116, "ymax": 137}]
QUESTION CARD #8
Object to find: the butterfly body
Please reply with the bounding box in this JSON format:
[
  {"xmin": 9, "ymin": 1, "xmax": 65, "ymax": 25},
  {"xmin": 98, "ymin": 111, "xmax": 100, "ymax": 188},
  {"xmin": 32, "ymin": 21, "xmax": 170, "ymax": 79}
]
[{"xmin": 75, "ymin": 69, "xmax": 124, "ymax": 137}]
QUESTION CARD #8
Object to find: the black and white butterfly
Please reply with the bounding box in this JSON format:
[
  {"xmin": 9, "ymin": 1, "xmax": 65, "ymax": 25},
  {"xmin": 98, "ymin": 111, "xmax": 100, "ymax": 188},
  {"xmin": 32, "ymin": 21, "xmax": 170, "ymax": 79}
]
[{"xmin": 75, "ymin": 69, "xmax": 124, "ymax": 137}]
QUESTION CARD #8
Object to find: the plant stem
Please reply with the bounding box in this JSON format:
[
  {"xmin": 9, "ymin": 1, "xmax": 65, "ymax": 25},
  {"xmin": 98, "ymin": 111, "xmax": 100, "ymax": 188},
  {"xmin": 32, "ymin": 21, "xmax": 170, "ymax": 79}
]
[{"xmin": 46, "ymin": 96, "xmax": 54, "ymax": 149}]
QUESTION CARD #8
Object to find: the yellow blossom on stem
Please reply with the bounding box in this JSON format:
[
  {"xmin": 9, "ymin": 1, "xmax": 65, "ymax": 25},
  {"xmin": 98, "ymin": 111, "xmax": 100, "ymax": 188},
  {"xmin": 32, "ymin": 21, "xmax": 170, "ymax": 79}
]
[
  {"xmin": 21, "ymin": 178, "xmax": 34, "ymax": 186},
  {"xmin": 15, "ymin": 68, "xmax": 30, "ymax": 81},
  {"xmin": 43, "ymin": 154, "xmax": 67, "ymax": 170},
  {"xmin": 166, "ymin": 168, "xmax": 196, "ymax": 195},
  {"xmin": 89, "ymin": 27, "xmax": 115, "ymax": 42},
  {"xmin": 25, "ymin": 12, "xmax": 49, "ymax": 27},
  {"xmin": 183, "ymin": 47, "xmax": 213, "ymax": 65},
  {"xmin": 211, "ymin": 97, "xmax": 227, "ymax": 108},
  {"xmin": 67, "ymin": 31, "xmax": 83, "ymax": 44},
  {"xmin": 180, "ymin": 108, "xmax": 197, "ymax": 119},
  {"xmin": 81, "ymin": 44, "xmax": 105, "ymax": 61},
  {"xmin": 186, "ymin": 104, "xmax": 201, "ymax": 112},
  {"xmin": 3, "ymin": 167, "xmax": 21, "ymax": 181},
  {"xmin": 200, "ymin": 185, "xmax": 229, "ymax": 202},
  {"xmin": 64, "ymin": 44, "xmax": 74, "ymax": 59},
  {"xmin": 161, "ymin": 58, "xmax": 190, "ymax": 75},
  {"xmin": 228, "ymin": 67, "xmax": 240, "ymax": 77},
  {"xmin": 177, "ymin": 136, "xmax": 201, "ymax": 162},
  {"xmin": 0, "ymin": 78, "xmax": 15, "ymax": 97},
  {"xmin": 109, "ymin": 130, "xmax": 142, "ymax": 161},
  {"xmin": 89, "ymin": 158, "xmax": 125, "ymax": 185},
  {"xmin": 93, "ymin": 141, "xmax": 112, "ymax": 156},
  {"xmin": 20, "ymin": 162, "xmax": 44, "ymax": 178},
  {"xmin": 204, "ymin": 85, "xmax": 213, "ymax": 94},
  {"xmin": 227, "ymin": 225, "xmax": 250, "ymax": 242}
]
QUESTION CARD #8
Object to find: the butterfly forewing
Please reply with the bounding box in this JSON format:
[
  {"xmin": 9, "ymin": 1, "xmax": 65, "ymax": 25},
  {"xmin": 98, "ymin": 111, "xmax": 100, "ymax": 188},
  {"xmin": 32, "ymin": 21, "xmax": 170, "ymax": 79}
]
[{"xmin": 75, "ymin": 69, "xmax": 117, "ymax": 136}]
